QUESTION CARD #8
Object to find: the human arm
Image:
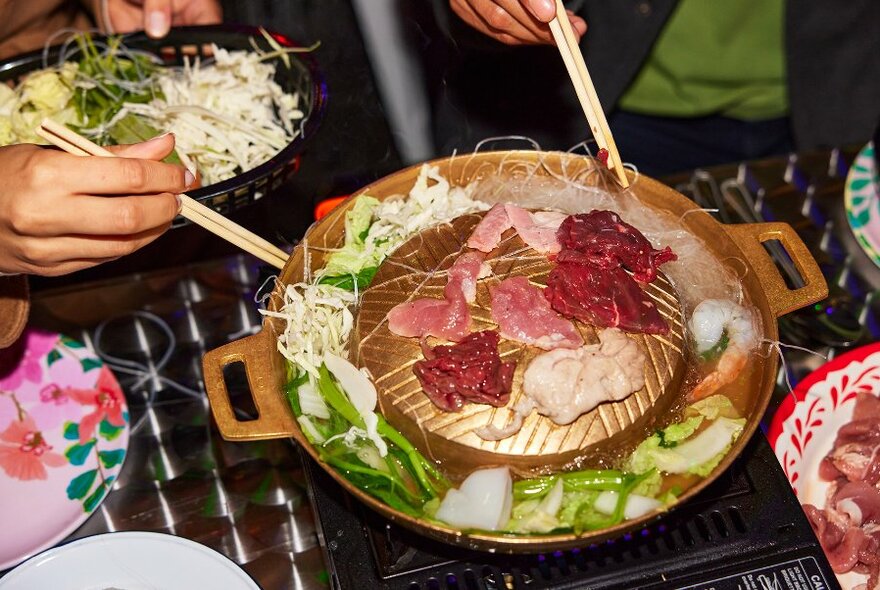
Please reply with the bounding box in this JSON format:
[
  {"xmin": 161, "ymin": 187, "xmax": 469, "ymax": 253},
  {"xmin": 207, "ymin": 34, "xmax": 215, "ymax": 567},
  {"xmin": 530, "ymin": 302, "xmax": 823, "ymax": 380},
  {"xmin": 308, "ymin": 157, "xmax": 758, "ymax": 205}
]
[
  {"xmin": 101, "ymin": 0, "xmax": 223, "ymax": 38},
  {"xmin": 449, "ymin": 0, "xmax": 586, "ymax": 45},
  {"xmin": 0, "ymin": 274, "xmax": 28, "ymax": 348},
  {"xmin": 0, "ymin": 133, "xmax": 191, "ymax": 276}
]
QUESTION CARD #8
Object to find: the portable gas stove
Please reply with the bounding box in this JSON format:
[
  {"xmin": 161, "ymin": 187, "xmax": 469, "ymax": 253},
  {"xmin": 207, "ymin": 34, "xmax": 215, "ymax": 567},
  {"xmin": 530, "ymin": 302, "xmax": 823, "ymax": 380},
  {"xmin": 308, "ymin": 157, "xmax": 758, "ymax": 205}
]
[{"xmin": 305, "ymin": 433, "xmax": 836, "ymax": 590}]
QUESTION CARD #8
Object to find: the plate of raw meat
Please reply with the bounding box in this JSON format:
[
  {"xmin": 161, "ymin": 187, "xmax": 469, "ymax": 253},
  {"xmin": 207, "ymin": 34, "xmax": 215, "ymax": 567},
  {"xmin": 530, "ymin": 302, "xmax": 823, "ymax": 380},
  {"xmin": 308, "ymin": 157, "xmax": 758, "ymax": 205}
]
[{"xmin": 769, "ymin": 342, "xmax": 880, "ymax": 590}]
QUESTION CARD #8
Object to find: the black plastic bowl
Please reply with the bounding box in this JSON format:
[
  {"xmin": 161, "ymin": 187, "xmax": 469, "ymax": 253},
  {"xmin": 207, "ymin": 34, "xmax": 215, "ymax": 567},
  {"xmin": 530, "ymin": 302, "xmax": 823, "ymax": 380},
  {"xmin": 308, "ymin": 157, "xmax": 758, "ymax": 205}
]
[{"xmin": 0, "ymin": 24, "xmax": 327, "ymax": 226}]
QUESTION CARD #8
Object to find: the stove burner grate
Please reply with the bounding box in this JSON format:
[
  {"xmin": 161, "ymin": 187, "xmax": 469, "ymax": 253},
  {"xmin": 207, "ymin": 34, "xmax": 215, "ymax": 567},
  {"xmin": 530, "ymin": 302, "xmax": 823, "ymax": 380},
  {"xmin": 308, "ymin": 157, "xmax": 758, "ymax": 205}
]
[{"xmin": 304, "ymin": 434, "xmax": 839, "ymax": 590}]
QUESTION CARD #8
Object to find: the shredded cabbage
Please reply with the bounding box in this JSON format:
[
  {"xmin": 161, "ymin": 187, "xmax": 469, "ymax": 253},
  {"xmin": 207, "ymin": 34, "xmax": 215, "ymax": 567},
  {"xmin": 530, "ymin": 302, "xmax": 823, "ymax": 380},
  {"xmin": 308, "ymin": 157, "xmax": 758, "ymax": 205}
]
[
  {"xmin": 109, "ymin": 46, "xmax": 301, "ymax": 185},
  {"xmin": 260, "ymin": 281, "xmax": 356, "ymax": 380},
  {"xmin": 317, "ymin": 165, "xmax": 491, "ymax": 285}
]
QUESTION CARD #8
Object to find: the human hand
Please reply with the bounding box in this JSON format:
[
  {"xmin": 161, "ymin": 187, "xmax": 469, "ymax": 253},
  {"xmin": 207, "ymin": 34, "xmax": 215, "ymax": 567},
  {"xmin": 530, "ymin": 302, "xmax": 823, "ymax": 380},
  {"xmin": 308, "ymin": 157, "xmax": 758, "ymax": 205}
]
[
  {"xmin": 104, "ymin": 0, "xmax": 223, "ymax": 38},
  {"xmin": 0, "ymin": 134, "xmax": 192, "ymax": 276},
  {"xmin": 450, "ymin": 0, "xmax": 586, "ymax": 45}
]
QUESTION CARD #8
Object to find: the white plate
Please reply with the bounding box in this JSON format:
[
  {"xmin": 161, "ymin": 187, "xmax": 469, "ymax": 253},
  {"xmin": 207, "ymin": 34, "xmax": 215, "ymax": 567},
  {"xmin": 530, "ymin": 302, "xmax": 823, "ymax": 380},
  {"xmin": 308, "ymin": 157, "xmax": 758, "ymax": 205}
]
[{"xmin": 0, "ymin": 532, "xmax": 260, "ymax": 590}]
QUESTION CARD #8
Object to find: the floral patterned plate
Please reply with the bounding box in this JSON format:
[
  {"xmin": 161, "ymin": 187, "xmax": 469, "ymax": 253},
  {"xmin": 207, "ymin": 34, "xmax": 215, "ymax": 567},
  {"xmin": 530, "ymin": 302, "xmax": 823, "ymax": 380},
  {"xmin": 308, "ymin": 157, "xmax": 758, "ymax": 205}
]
[
  {"xmin": 767, "ymin": 341, "xmax": 880, "ymax": 590},
  {"xmin": 0, "ymin": 329, "xmax": 128, "ymax": 570},
  {"xmin": 845, "ymin": 141, "xmax": 880, "ymax": 268}
]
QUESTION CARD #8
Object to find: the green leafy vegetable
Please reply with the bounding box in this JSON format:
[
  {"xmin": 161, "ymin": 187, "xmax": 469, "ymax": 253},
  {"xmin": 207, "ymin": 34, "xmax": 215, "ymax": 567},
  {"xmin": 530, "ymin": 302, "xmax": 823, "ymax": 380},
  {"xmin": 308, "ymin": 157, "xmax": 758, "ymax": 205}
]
[
  {"xmin": 656, "ymin": 416, "xmax": 704, "ymax": 448},
  {"xmin": 284, "ymin": 370, "xmax": 310, "ymax": 416},
  {"xmin": 565, "ymin": 471, "xmax": 656, "ymax": 534},
  {"xmin": 320, "ymin": 196, "xmax": 384, "ymax": 286},
  {"xmin": 71, "ymin": 33, "xmax": 161, "ymax": 141},
  {"xmin": 318, "ymin": 266, "xmax": 378, "ymax": 291},
  {"xmin": 506, "ymin": 469, "xmax": 663, "ymax": 534},
  {"xmin": 107, "ymin": 113, "xmax": 181, "ymax": 165}
]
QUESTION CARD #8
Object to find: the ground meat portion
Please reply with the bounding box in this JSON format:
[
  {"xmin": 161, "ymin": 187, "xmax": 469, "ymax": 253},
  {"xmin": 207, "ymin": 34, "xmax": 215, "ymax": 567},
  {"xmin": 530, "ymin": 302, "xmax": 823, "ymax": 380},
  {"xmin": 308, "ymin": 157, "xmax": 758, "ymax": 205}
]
[
  {"xmin": 545, "ymin": 262, "xmax": 669, "ymax": 334},
  {"xmin": 556, "ymin": 210, "xmax": 676, "ymax": 283},
  {"xmin": 413, "ymin": 330, "xmax": 515, "ymax": 412}
]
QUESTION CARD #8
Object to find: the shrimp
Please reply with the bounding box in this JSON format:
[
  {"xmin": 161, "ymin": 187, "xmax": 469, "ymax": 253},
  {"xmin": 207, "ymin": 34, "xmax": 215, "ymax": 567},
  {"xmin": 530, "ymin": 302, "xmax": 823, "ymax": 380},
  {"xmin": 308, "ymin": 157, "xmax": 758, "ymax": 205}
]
[{"xmin": 688, "ymin": 299, "xmax": 759, "ymax": 400}]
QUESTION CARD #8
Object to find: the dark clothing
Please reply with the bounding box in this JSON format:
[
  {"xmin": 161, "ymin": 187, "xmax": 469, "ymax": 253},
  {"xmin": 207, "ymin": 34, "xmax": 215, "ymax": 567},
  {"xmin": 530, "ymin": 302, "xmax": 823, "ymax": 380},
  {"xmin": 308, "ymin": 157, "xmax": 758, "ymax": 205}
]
[
  {"xmin": 609, "ymin": 112, "xmax": 793, "ymax": 177},
  {"xmin": 424, "ymin": 0, "xmax": 880, "ymax": 173}
]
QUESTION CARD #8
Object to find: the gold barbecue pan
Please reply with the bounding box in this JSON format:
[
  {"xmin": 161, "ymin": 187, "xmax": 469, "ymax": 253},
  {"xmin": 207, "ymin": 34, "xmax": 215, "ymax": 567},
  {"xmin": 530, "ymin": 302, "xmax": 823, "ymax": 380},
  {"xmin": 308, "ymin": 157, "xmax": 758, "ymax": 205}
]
[{"xmin": 203, "ymin": 151, "xmax": 827, "ymax": 552}]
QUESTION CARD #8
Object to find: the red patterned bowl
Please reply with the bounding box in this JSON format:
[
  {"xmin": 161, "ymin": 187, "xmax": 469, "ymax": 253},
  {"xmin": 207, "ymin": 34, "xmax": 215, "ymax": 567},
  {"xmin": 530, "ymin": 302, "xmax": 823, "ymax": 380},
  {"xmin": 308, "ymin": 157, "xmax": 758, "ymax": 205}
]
[{"xmin": 768, "ymin": 342, "xmax": 880, "ymax": 589}]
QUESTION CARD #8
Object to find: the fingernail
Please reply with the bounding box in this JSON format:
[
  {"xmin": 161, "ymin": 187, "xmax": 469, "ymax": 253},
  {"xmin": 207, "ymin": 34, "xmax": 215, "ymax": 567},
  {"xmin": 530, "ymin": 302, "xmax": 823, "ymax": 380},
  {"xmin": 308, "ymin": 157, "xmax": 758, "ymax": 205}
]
[
  {"xmin": 184, "ymin": 169, "xmax": 195, "ymax": 188},
  {"xmin": 147, "ymin": 11, "xmax": 169, "ymax": 37},
  {"xmin": 175, "ymin": 194, "xmax": 183, "ymax": 212},
  {"xmin": 529, "ymin": 0, "xmax": 556, "ymax": 21},
  {"xmin": 145, "ymin": 132, "xmax": 172, "ymax": 144}
]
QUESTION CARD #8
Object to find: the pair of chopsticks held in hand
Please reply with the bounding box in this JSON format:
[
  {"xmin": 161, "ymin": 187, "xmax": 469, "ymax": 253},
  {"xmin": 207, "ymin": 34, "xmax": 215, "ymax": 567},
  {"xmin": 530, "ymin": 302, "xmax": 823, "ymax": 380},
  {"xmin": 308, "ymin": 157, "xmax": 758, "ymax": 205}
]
[
  {"xmin": 547, "ymin": 0, "xmax": 630, "ymax": 188},
  {"xmin": 36, "ymin": 119, "xmax": 289, "ymax": 270}
]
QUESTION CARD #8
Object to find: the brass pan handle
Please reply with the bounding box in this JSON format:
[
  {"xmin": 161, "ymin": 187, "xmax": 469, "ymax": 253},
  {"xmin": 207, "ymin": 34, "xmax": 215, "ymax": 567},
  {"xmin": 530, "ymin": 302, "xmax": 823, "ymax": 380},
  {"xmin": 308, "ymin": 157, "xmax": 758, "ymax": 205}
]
[
  {"xmin": 202, "ymin": 328, "xmax": 298, "ymax": 441},
  {"xmin": 723, "ymin": 222, "xmax": 828, "ymax": 318}
]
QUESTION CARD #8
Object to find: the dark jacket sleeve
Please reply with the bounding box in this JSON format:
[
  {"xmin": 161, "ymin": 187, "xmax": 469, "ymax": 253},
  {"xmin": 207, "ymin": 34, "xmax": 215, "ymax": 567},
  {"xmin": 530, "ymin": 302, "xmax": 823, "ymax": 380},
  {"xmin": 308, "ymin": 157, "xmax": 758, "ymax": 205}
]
[
  {"xmin": 0, "ymin": 275, "xmax": 29, "ymax": 349},
  {"xmin": 787, "ymin": 0, "xmax": 880, "ymax": 149}
]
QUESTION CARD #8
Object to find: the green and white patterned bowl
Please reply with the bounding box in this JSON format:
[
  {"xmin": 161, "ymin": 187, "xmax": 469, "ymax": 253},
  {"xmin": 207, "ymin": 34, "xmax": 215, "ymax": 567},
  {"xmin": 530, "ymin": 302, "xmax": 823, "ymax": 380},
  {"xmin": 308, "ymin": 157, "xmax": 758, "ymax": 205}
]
[{"xmin": 845, "ymin": 142, "xmax": 880, "ymax": 267}]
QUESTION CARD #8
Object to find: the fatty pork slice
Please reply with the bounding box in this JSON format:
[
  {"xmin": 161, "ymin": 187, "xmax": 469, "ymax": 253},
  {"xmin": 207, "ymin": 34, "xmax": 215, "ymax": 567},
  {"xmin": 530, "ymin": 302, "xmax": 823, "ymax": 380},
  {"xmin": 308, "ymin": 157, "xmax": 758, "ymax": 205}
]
[
  {"xmin": 466, "ymin": 203, "xmax": 566, "ymax": 255},
  {"xmin": 448, "ymin": 251, "xmax": 491, "ymax": 303},
  {"xmin": 467, "ymin": 203, "xmax": 512, "ymax": 252},
  {"xmin": 504, "ymin": 205, "xmax": 567, "ymax": 255},
  {"xmin": 557, "ymin": 210, "xmax": 676, "ymax": 283},
  {"xmin": 522, "ymin": 328, "xmax": 646, "ymax": 425},
  {"xmin": 545, "ymin": 261, "xmax": 669, "ymax": 334},
  {"xmin": 831, "ymin": 481, "xmax": 880, "ymax": 527},
  {"xmin": 490, "ymin": 276, "xmax": 583, "ymax": 350},
  {"xmin": 387, "ymin": 252, "xmax": 487, "ymax": 341}
]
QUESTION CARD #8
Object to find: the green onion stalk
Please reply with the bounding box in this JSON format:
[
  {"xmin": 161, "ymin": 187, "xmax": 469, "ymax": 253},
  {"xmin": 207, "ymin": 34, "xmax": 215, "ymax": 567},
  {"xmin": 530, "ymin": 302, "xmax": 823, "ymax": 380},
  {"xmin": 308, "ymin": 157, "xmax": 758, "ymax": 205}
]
[{"xmin": 288, "ymin": 365, "xmax": 450, "ymax": 514}]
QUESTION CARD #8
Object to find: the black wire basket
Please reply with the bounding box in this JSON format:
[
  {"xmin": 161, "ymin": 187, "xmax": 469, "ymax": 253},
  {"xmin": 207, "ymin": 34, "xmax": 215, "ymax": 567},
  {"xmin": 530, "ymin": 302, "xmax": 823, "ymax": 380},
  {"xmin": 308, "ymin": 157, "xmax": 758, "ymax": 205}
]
[{"xmin": 0, "ymin": 24, "xmax": 327, "ymax": 226}]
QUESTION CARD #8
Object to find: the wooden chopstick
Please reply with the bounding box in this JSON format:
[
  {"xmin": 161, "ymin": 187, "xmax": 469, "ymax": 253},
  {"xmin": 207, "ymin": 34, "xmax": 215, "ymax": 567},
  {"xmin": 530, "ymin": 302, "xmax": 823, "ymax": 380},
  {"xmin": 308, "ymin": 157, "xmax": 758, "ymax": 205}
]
[
  {"xmin": 549, "ymin": 1, "xmax": 629, "ymax": 188},
  {"xmin": 37, "ymin": 119, "xmax": 288, "ymax": 270}
]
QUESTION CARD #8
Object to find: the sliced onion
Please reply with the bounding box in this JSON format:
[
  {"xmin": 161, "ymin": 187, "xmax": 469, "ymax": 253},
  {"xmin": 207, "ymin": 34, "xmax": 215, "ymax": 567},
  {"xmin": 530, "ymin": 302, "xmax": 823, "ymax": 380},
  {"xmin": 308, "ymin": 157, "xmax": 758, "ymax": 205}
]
[
  {"xmin": 436, "ymin": 467, "xmax": 512, "ymax": 531},
  {"xmin": 323, "ymin": 353, "xmax": 377, "ymax": 415},
  {"xmin": 323, "ymin": 353, "xmax": 387, "ymax": 456}
]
